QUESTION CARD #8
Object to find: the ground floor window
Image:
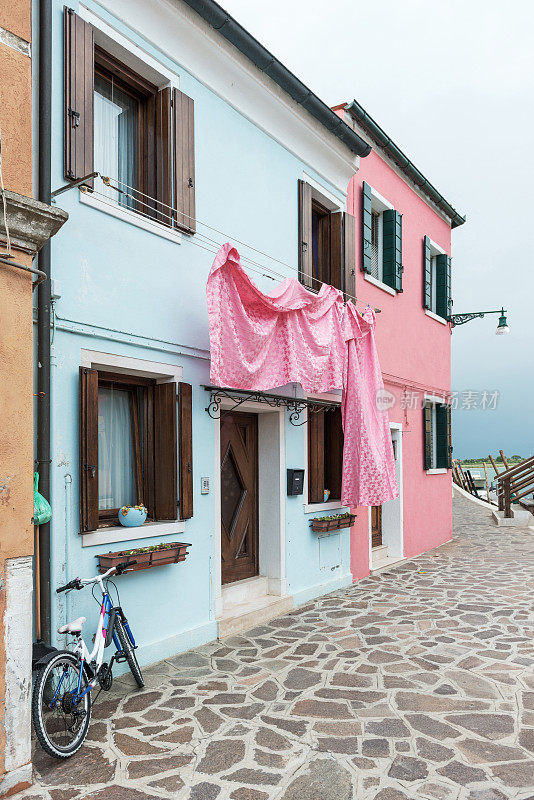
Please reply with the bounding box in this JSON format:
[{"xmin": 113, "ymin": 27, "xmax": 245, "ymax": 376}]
[
  {"xmin": 307, "ymin": 406, "xmax": 343, "ymax": 503},
  {"xmin": 80, "ymin": 367, "xmax": 193, "ymax": 531},
  {"xmin": 423, "ymin": 400, "xmax": 452, "ymax": 470}
]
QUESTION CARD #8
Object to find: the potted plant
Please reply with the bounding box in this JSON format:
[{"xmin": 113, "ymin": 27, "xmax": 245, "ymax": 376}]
[
  {"xmin": 96, "ymin": 541, "xmax": 191, "ymax": 574},
  {"xmin": 310, "ymin": 512, "xmax": 356, "ymax": 532}
]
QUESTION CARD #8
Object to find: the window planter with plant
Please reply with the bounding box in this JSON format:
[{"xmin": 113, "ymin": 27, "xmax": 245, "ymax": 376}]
[
  {"xmin": 96, "ymin": 541, "xmax": 191, "ymax": 574},
  {"xmin": 310, "ymin": 512, "xmax": 356, "ymax": 532}
]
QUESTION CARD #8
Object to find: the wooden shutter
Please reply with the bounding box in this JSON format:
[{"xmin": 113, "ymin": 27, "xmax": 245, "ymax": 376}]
[
  {"xmin": 423, "ymin": 235, "xmax": 432, "ymax": 309},
  {"xmin": 155, "ymin": 87, "xmax": 173, "ymax": 226},
  {"xmin": 362, "ymin": 182, "xmax": 373, "ymax": 273},
  {"xmin": 308, "ymin": 409, "xmax": 325, "ymax": 503},
  {"xmin": 330, "ymin": 212, "xmax": 343, "ymax": 292},
  {"xmin": 178, "ymin": 382, "xmax": 193, "ymax": 520},
  {"xmin": 64, "ymin": 7, "xmax": 94, "ymax": 183},
  {"xmin": 435, "ymin": 253, "xmax": 451, "ymax": 319},
  {"xmin": 343, "ymin": 211, "xmax": 356, "ymax": 301},
  {"xmin": 383, "ymin": 209, "xmax": 403, "ymax": 291},
  {"xmin": 436, "ymin": 403, "xmax": 449, "ymax": 469},
  {"xmin": 298, "ymin": 180, "xmax": 313, "ymax": 288},
  {"xmin": 324, "ymin": 407, "xmax": 343, "ymax": 500},
  {"xmin": 173, "ymin": 89, "xmax": 196, "ymax": 233},
  {"xmin": 423, "ymin": 402, "xmax": 433, "ymax": 471},
  {"xmin": 79, "ymin": 366, "xmax": 99, "ymax": 532},
  {"xmin": 154, "ymin": 382, "xmax": 178, "ymax": 520}
]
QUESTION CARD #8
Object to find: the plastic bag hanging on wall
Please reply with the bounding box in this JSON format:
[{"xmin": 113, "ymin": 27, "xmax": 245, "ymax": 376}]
[{"xmin": 33, "ymin": 472, "xmax": 52, "ymax": 525}]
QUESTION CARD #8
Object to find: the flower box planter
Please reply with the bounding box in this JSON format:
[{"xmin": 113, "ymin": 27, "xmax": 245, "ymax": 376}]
[
  {"xmin": 310, "ymin": 514, "xmax": 356, "ymax": 533},
  {"xmin": 96, "ymin": 541, "xmax": 191, "ymax": 574}
]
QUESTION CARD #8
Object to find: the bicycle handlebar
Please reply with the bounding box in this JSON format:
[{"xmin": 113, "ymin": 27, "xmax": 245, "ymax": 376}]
[
  {"xmin": 55, "ymin": 561, "xmax": 138, "ymax": 592},
  {"xmin": 56, "ymin": 578, "xmax": 82, "ymax": 593}
]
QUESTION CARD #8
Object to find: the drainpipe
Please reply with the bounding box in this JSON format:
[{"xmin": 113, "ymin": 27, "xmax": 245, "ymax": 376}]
[{"xmin": 37, "ymin": 0, "xmax": 52, "ymax": 645}]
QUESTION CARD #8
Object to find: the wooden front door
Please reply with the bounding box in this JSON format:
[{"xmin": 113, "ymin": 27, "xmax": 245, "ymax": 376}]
[
  {"xmin": 371, "ymin": 505, "xmax": 382, "ymax": 548},
  {"xmin": 220, "ymin": 412, "xmax": 258, "ymax": 585}
]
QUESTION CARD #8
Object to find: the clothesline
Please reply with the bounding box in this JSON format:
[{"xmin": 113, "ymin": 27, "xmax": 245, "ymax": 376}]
[{"xmin": 88, "ymin": 173, "xmax": 381, "ymax": 313}]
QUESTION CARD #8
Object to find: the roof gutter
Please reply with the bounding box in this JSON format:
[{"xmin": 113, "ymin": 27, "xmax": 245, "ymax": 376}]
[
  {"xmin": 179, "ymin": 0, "xmax": 371, "ymax": 158},
  {"xmin": 345, "ymin": 99, "xmax": 466, "ymax": 228}
]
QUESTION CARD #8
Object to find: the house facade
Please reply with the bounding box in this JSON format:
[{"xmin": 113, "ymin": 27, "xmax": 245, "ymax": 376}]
[
  {"xmin": 0, "ymin": 1, "xmax": 67, "ymax": 795},
  {"xmin": 39, "ymin": 0, "xmax": 376, "ymax": 669},
  {"xmin": 333, "ymin": 101, "xmax": 465, "ymax": 578}
]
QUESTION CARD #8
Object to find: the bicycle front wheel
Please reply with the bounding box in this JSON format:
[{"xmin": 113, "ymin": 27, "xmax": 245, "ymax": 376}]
[
  {"xmin": 115, "ymin": 617, "xmax": 144, "ymax": 688},
  {"xmin": 32, "ymin": 650, "xmax": 92, "ymax": 758}
]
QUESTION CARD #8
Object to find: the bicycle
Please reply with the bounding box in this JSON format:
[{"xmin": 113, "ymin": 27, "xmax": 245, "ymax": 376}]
[{"xmin": 32, "ymin": 562, "xmax": 144, "ymax": 758}]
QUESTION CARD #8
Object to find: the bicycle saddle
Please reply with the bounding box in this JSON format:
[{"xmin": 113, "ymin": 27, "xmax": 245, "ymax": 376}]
[{"xmin": 57, "ymin": 616, "xmax": 86, "ymax": 634}]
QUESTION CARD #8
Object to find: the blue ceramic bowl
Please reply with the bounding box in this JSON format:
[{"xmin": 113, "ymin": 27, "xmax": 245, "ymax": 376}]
[{"xmin": 119, "ymin": 506, "xmax": 147, "ymax": 527}]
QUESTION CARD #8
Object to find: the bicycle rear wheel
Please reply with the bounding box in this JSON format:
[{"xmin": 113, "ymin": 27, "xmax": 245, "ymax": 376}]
[
  {"xmin": 115, "ymin": 616, "xmax": 144, "ymax": 688},
  {"xmin": 32, "ymin": 650, "xmax": 91, "ymax": 758}
]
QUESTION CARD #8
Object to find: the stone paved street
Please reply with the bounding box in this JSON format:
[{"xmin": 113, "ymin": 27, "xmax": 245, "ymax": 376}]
[{"xmin": 18, "ymin": 493, "xmax": 534, "ymax": 800}]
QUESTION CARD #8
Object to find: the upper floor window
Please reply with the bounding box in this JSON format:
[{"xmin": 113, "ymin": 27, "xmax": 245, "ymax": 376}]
[
  {"xmin": 64, "ymin": 7, "xmax": 196, "ymax": 233},
  {"xmin": 423, "ymin": 236, "xmax": 452, "ymax": 319},
  {"xmin": 298, "ymin": 180, "xmax": 356, "ymax": 299},
  {"xmin": 93, "ymin": 49, "xmax": 154, "ymax": 213},
  {"xmin": 362, "ymin": 182, "xmax": 403, "ymax": 293},
  {"xmin": 370, "ymin": 208, "xmax": 382, "ymax": 281}
]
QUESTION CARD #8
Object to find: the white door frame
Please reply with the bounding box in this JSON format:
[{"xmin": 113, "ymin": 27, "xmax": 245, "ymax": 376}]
[
  {"xmin": 368, "ymin": 422, "xmax": 404, "ymax": 564},
  {"xmin": 212, "ymin": 400, "xmax": 286, "ymax": 618}
]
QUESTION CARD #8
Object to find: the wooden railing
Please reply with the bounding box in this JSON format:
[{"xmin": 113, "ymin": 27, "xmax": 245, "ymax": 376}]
[
  {"xmin": 493, "ymin": 453, "xmax": 534, "ymax": 518},
  {"xmin": 452, "ymin": 460, "xmax": 487, "ymax": 501}
]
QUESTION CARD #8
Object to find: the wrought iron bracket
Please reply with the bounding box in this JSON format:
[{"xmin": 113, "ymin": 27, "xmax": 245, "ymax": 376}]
[
  {"xmin": 450, "ymin": 312, "xmax": 485, "ymax": 326},
  {"xmin": 203, "ymin": 386, "xmax": 340, "ymax": 426}
]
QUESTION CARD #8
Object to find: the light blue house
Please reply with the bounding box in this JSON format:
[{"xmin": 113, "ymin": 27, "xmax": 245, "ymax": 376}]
[{"xmin": 40, "ymin": 0, "xmax": 372, "ymax": 667}]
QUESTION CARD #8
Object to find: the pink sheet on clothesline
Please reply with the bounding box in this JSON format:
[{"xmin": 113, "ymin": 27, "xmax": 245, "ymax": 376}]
[
  {"xmin": 341, "ymin": 303, "xmax": 398, "ymax": 506},
  {"xmin": 207, "ymin": 243, "xmax": 345, "ymax": 392},
  {"xmin": 207, "ymin": 243, "xmax": 398, "ymax": 507}
]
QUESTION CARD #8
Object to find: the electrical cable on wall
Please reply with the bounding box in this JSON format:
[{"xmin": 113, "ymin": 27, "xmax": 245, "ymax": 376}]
[{"xmin": 81, "ymin": 173, "xmax": 381, "ymax": 312}]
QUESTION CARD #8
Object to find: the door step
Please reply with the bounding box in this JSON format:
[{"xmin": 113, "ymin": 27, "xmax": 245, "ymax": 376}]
[
  {"xmin": 371, "ymin": 544, "xmax": 388, "ymax": 569},
  {"xmin": 218, "ymin": 593, "xmax": 293, "ymax": 639},
  {"xmin": 221, "ymin": 576, "xmax": 269, "ymax": 607}
]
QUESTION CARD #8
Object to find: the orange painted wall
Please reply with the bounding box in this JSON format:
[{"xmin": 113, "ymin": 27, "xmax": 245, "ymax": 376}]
[{"xmin": 0, "ymin": 5, "xmax": 33, "ymax": 793}]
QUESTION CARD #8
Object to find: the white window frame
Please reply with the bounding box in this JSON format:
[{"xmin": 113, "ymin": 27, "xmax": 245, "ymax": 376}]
[
  {"xmin": 79, "ymin": 349, "xmax": 186, "ymax": 547},
  {"xmin": 364, "ymin": 187, "xmax": 396, "ymax": 296}
]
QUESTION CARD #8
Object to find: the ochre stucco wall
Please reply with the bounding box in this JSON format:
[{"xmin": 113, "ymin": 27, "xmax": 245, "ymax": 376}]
[{"xmin": 0, "ymin": 6, "xmax": 33, "ymax": 794}]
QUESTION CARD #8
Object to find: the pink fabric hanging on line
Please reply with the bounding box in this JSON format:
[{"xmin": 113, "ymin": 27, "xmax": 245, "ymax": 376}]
[
  {"xmin": 207, "ymin": 243, "xmax": 345, "ymax": 392},
  {"xmin": 207, "ymin": 243, "xmax": 398, "ymax": 507},
  {"xmin": 341, "ymin": 303, "xmax": 398, "ymax": 506}
]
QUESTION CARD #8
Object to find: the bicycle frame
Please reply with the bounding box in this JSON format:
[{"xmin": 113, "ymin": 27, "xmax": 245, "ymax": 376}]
[{"xmin": 52, "ymin": 569, "xmax": 134, "ymax": 706}]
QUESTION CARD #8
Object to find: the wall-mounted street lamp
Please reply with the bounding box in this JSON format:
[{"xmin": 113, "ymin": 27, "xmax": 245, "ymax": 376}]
[{"xmin": 451, "ymin": 307, "xmax": 510, "ymax": 335}]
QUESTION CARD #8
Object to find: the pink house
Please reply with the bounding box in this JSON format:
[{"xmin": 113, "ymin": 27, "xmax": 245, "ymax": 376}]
[{"xmin": 333, "ymin": 100, "xmax": 466, "ymax": 578}]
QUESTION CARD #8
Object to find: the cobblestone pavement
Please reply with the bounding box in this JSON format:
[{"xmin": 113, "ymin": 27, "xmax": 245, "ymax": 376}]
[{"xmin": 18, "ymin": 492, "xmax": 534, "ymax": 800}]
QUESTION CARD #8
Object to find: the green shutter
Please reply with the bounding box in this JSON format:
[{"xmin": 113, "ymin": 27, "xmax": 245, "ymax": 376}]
[
  {"xmin": 446, "ymin": 255, "xmax": 452, "ymax": 319},
  {"xmin": 423, "ymin": 235, "xmax": 432, "ymax": 309},
  {"xmin": 435, "ymin": 254, "xmax": 451, "ymax": 319},
  {"xmin": 423, "ymin": 402, "xmax": 433, "ymax": 470},
  {"xmin": 436, "ymin": 403, "xmax": 450, "ymax": 469},
  {"xmin": 446, "ymin": 403, "xmax": 452, "ymax": 468},
  {"xmin": 383, "ymin": 209, "xmax": 403, "ymax": 291},
  {"xmin": 362, "ymin": 182, "xmax": 372, "ymax": 274}
]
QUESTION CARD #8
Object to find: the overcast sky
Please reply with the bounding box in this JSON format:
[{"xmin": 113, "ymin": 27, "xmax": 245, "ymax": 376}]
[{"xmin": 221, "ymin": 0, "xmax": 534, "ymax": 460}]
